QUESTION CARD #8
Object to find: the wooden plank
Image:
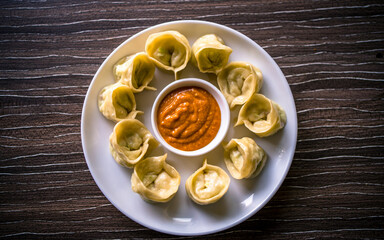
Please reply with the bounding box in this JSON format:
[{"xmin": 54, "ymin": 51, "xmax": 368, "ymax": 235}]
[{"xmin": 0, "ymin": 0, "xmax": 383, "ymax": 238}]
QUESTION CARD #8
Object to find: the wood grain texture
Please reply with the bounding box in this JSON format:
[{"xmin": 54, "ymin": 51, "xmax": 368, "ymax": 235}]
[{"xmin": 0, "ymin": 0, "xmax": 383, "ymax": 239}]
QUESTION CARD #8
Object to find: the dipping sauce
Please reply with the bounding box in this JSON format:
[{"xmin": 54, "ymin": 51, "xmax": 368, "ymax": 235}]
[{"xmin": 157, "ymin": 87, "xmax": 221, "ymax": 151}]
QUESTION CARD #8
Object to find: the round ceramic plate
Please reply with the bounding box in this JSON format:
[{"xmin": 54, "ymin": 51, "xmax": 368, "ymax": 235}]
[{"xmin": 81, "ymin": 20, "xmax": 297, "ymax": 236}]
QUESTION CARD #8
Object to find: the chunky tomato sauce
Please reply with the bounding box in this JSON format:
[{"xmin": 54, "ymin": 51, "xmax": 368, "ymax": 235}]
[{"xmin": 157, "ymin": 87, "xmax": 221, "ymax": 151}]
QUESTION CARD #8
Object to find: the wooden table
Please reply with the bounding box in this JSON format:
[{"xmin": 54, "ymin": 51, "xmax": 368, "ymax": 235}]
[{"xmin": 1, "ymin": 0, "xmax": 383, "ymax": 239}]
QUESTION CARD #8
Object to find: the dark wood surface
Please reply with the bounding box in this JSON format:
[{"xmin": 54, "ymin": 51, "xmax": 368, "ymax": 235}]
[{"xmin": 1, "ymin": 0, "xmax": 383, "ymax": 239}]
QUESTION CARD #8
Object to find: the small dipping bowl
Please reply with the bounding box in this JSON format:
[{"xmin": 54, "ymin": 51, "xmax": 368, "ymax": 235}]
[{"xmin": 151, "ymin": 78, "xmax": 230, "ymax": 157}]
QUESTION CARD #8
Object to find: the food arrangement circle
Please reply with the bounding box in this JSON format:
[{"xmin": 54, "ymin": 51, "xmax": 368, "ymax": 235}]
[{"xmin": 81, "ymin": 20, "xmax": 297, "ymax": 236}]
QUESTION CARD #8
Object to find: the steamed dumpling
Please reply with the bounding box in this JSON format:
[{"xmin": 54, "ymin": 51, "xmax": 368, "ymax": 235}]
[
  {"xmin": 223, "ymin": 137, "xmax": 267, "ymax": 179},
  {"xmin": 145, "ymin": 30, "xmax": 191, "ymax": 79},
  {"xmin": 109, "ymin": 119, "xmax": 159, "ymax": 168},
  {"xmin": 114, "ymin": 52, "xmax": 156, "ymax": 93},
  {"xmin": 217, "ymin": 61, "xmax": 263, "ymax": 109},
  {"xmin": 98, "ymin": 83, "xmax": 141, "ymax": 122},
  {"xmin": 191, "ymin": 34, "xmax": 232, "ymax": 74},
  {"xmin": 185, "ymin": 159, "xmax": 230, "ymax": 205},
  {"xmin": 131, "ymin": 154, "xmax": 180, "ymax": 202},
  {"xmin": 235, "ymin": 93, "xmax": 286, "ymax": 137}
]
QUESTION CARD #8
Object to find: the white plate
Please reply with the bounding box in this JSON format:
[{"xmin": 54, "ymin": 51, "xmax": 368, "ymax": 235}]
[{"xmin": 81, "ymin": 20, "xmax": 297, "ymax": 236}]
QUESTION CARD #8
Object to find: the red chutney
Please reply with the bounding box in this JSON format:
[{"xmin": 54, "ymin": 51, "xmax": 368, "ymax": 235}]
[{"xmin": 157, "ymin": 87, "xmax": 221, "ymax": 151}]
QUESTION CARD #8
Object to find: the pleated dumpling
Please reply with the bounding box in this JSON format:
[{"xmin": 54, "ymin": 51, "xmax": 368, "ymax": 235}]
[
  {"xmin": 217, "ymin": 61, "xmax": 263, "ymax": 109},
  {"xmin": 98, "ymin": 83, "xmax": 141, "ymax": 122},
  {"xmin": 109, "ymin": 119, "xmax": 159, "ymax": 168},
  {"xmin": 235, "ymin": 93, "xmax": 286, "ymax": 137},
  {"xmin": 145, "ymin": 30, "xmax": 191, "ymax": 78},
  {"xmin": 191, "ymin": 34, "xmax": 232, "ymax": 74},
  {"xmin": 131, "ymin": 154, "xmax": 180, "ymax": 203},
  {"xmin": 185, "ymin": 159, "xmax": 230, "ymax": 205},
  {"xmin": 114, "ymin": 52, "xmax": 156, "ymax": 93},
  {"xmin": 223, "ymin": 137, "xmax": 267, "ymax": 179}
]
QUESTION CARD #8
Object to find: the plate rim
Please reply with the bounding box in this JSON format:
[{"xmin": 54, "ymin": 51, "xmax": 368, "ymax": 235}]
[{"xmin": 81, "ymin": 19, "xmax": 297, "ymax": 236}]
